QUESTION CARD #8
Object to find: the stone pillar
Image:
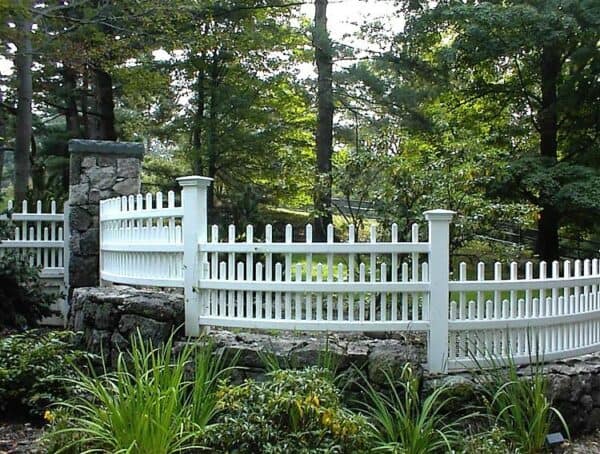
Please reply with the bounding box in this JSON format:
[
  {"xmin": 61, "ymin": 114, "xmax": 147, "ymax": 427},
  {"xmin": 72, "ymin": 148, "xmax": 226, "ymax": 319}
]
[{"xmin": 68, "ymin": 139, "xmax": 144, "ymax": 292}]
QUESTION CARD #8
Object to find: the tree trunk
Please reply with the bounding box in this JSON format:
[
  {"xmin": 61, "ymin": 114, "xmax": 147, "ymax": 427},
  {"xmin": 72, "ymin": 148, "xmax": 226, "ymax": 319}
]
[
  {"xmin": 64, "ymin": 66, "xmax": 80, "ymax": 137},
  {"xmin": 81, "ymin": 69, "xmax": 92, "ymax": 138},
  {"xmin": 206, "ymin": 54, "xmax": 222, "ymax": 211},
  {"xmin": 313, "ymin": 0, "xmax": 334, "ymax": 241},
  {"xmin": 30, "ymin": 135, "xmax": 45, "ymax": 200},
  {"xmin": 0, "ymin": 89, "xmax": 5, "ymax": 190},
  {"xmin": 14, "ymin": 4, "xmax": 33, "ymax": 204},
  {"xmin": 536, "ymin": 45, "xmax": 561, "ymax": 261},
  {"xmin": 94, "ymin": 68, "xmax": 117, "ymax": 140},
  {"xmin": 191, "ymin": 66, "xmax": 205, "ymax": 176}
]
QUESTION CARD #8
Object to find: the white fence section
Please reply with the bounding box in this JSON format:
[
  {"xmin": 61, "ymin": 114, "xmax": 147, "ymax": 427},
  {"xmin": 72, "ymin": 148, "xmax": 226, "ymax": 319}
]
[
  {"xmin": 99, "ymin": 192, "xmax": 184, "ymax": 288},
  {"xmin": 98, "ymin": 176, "xmax": 600, "ymax": 373},
  {"xmin": 0, "ymin": 200, "xmax": 68, "ymax": 325},
  {"xmin": 447, "ymin": 260, "xmax": 600, "ymax": 370}
]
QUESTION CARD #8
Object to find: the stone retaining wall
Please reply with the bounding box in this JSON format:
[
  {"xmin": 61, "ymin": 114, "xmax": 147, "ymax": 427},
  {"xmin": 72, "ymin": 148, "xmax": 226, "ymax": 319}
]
[
  {"xmin": 69, "ymin": 285, "xmax": 600, "ymax": 437},
  {"xmin": 68, "ymin": 286, "xmax": 183, "ymax": 366}
]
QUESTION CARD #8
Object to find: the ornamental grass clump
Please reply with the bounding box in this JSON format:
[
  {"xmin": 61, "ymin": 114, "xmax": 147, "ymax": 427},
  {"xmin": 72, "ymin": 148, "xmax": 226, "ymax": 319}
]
[
  {"xmin": 357, "ymin": 363, "xmax": 466, "ymax": 454},
  {"xmin": 471, "ymin": 349, "xmax": 569, "ymax": 453},
  {"xmin": 45, "ymin": 330, "xmax": 234, "ymax": 454}
]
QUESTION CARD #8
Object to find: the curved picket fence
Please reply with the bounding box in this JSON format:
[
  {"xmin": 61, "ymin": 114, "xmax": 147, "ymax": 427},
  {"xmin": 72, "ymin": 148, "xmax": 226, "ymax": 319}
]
[{"xmin": 99, "ymin": 175, "xmax": 600, "ymax": 373}]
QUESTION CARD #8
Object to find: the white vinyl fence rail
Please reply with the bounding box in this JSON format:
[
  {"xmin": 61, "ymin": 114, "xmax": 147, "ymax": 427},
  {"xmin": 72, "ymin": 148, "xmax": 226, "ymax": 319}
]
[
  {"xmin": 0, "ymin": 200, "xmax": 68, "ymax": 325},
  {"xmin": 99, "ymin": 176, "xmax": 600, "ymax": 373}
]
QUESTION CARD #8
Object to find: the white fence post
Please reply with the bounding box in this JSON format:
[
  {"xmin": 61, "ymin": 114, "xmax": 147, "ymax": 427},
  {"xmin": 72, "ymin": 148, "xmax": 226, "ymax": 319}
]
[
  {"xmin": 177, "ymin": 176, "xmax": 213, "ymax": 337},
  {"xmin": 424, "ymin": 209, "xmax": 455, "ymax": 374}
]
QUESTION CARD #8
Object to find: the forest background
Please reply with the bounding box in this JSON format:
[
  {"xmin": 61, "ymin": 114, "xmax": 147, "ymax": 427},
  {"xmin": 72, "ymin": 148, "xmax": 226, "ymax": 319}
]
[{"xmin": 0, "ymin": 0, "xmax": 599, "ymax": 263}]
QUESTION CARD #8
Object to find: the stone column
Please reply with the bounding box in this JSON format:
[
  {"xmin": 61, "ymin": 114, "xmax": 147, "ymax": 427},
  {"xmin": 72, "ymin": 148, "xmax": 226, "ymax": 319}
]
[{"xmin": 68, "ymin": 139, "xmax": 144, "ymax": 292}]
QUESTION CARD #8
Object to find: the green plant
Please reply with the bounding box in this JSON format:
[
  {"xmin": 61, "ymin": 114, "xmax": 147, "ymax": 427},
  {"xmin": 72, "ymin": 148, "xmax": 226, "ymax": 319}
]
[
  {"xmin": 46, "ymin": 331, "xmax": 234, "ymax": 454},
  {"xmin": 0, "ymin": 330, "xmax": 95, "ymax": 417},
  {"xmin": 471, "ymin": 349, "xmax": 569, "ymax": 453},
  {"xmin": 203, "ymin": 366, "xmax": 370, "ymax": 453},
  {"xmin": 461, "ymin": 425, "xmax": 512, "ymax": 454},
  {"xmin": 0, "ymin": 203, "xmax": 58, "ymax": 330},
  {"xmin": 357, "ymin": 363, "xmax": 466, "ymax": 453},
  {"xmin": 0, "ymin": 252, "xmax": 58, "ymax": 329}
]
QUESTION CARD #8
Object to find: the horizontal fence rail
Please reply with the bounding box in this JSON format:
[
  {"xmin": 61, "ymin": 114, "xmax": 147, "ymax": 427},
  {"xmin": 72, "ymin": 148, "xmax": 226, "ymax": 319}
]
[
  {"xmin": 0, "ymin": 199, "xmax": 67, "ymax": 325},
  {"xmin": 98, "ymin": 175, "xmax": 600, "ymax": 373}
]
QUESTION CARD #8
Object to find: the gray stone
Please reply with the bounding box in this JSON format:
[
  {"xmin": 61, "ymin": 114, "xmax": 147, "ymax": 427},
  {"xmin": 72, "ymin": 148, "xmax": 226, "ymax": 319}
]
[
  {"xmin": 117, "ymin": 158, "xmax": 141, "ymax": 178},
  {"xmin": 79, "ymin": 229, "xmax": 99, "ymax": 255},
  {"xmin": 70, "ymin": 207, "xmax": 93, "ymax": 231},
  {"xmin": 81, "ymin": 156, "xmax": 97, "ymax": 168},
  {"xmin": 118, "ymin": 314, "xmax": 172, "ymax": 346},
  {"xmin": 368, "ymin": 340, "xmax": 424, "ymax": 386},
  {"xmin": 95, "ymin": 303, "xmax": 120, "ymax": 330},
  {"xmin": 86, "ymin": 165, "xmax": 117, "ymax": 190},
  {"xmin": 69, "ymin": 139, "xmax": 145, "ymax": 158},
  {"xmin": 69, "ymin": 255, "xmax": 99, "ymax": 287},
  {"xmin": 69, "ymin": 182, "xmax": 90, "ymax": 205},
  {"xmin": 86, "ymin": 329, "xmax": 111, "ymax": 354},
  {"xmin": 89, "ymin": 189, "xmax": 114, "ymax": 203},
  {"xmin": 69, "ymin": 233, "xmax": 81, "ymax": 255},
  {"xmin": 69, "ymin": 155, "xmax": 82, "ymax": 185},
  {"xmin": 111, "ymin": 331, "xmax": 129, "ymax": 350},
  {"xmin": 98, "ymin": 156, "xmax": 117, "ymax": 167},
  {"xmin": 113, "ymin": 178, "xmax": 140, "ymax": 195},
  {"xmin": 118, "ymin": 292, "xmax": 183, "ymax": 322}
]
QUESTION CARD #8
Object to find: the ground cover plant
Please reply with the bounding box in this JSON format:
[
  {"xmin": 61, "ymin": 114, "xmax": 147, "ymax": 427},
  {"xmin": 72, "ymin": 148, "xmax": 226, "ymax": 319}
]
[
  {"xmin": 0, "ymin": 330, "xmax": 94, "ymax": 418},
  {"xmin": 203, "ymin": 366, "xmax": 370, "ymax": 453}
]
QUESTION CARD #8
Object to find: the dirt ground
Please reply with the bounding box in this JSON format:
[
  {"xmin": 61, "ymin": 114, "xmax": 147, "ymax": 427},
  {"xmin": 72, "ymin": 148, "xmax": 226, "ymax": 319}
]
[{"xmin": 1, "ymin": 421, "xmax": 600, "ymax": 453}]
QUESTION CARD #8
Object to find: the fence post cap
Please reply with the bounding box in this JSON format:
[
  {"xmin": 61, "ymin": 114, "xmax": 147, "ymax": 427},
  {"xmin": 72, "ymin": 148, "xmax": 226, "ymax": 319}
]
[
  {"xmin": 176, "ymin": 176, "xmax": 213, "ymax": 188},
  {"xmin": 423, "ymin": 209, "xmax": 456, "ymax": 221}
]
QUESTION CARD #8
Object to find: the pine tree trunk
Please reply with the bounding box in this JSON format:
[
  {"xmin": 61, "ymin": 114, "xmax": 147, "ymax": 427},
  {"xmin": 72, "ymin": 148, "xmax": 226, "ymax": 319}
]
[
  {"xmin": 14, "ymin": 4, "xmax": 33, "ymax": 204},
  {"xmin": 536, "ymin": 45, "xmax": 561, "ymax": 261},
  {"xmin": 95, "ymin": 68, "xmax": 117, "ymax": 140},
  {"xmin": 64, "ymin": 66, "xmax": 80, "ymax": 136},
  {"xmin": 192, "ymin": 66, "xmax": 205, "ymax": 176},
  {"xmin": 206, "ymin": 55, "xmax": 221, "ymax": 212},
  {"xmin": 313, "ymin": 0, "xmax": 334, "ymax": 241},
  {"xmin": 0, "ymin": 90, "xmax": 5, "ymax": 190}
]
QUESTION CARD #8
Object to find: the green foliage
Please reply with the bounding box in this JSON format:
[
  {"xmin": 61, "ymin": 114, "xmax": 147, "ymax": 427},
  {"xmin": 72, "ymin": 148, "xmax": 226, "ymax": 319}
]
[
  {"xmin": 0, "ymin": 202, "xmax": 58, "ymax": 330},
  {"xmin": 0, "ymin": 252, "xmax": 58, "ymax": 330},
  {"xmin": 0, "ymin": 330, "xmax": 94, "ymax": 417},
  {"xmin": 357, "ymin": 364, "xmax": 466, "ymax": 453},
  {"xmin": 461, "ymin": 426, "xmax": 512, "ymax": 454},
  {"xmin": 471, "ymin": 350, "xmax": 569, "ymax": 453},
  {"xmin": 203, "ymin": 367, "xmax": 370, "ymax": 453},
  {"xmin": 45, "ymin": 331, "xmax": 233, "ymax": 454}
]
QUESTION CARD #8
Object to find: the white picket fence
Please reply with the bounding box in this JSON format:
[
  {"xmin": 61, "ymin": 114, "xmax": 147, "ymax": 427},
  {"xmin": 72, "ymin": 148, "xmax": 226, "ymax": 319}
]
[
  {"xmin": 99, "ymin": 176, "xmax": 600, "ymax": 373},
  {"xmin": 0, "ymin": 200, "xmax": 68, "ymax": 326}
]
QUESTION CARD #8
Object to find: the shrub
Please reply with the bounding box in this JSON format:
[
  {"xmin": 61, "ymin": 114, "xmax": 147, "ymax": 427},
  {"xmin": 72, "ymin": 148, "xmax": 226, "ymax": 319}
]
[
  {"xmin": 471, "ymin": 352, "xmax": 569, "ymax": 453},
  {"xmin": 45, "ymin": 331, "xmax": 233, "ymax": 454},
  {"xmin": 0, "ymin": 330, "xmax": 94, "ymax": 417},
  {"xmin": 203, "ymin": 366, "xmax": 370, "ymax": 453},
  {"xmin": 358, "ymin": 363, "xmax": 466, "ymax": 453},
  {"xmin": 0, "ymin": 252, "xmax": 58, "ymax": 329}
]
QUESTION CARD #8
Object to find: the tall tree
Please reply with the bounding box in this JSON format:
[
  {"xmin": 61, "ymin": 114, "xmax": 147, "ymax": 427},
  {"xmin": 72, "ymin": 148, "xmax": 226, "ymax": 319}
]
[
  {"xmin": 313, "ymin": 0, "xmax": 334, "ymax": 240},
  {"xmin": 12, "ymin": 0, "xmax": 33, "ymax": 204},
  {"xmin": 396, "ymin": 0, "xmax": 600, "ymax": 260}
]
